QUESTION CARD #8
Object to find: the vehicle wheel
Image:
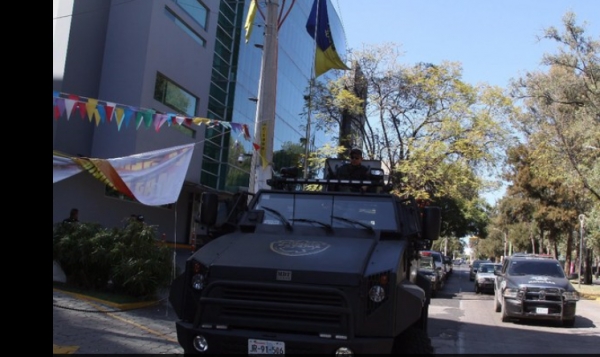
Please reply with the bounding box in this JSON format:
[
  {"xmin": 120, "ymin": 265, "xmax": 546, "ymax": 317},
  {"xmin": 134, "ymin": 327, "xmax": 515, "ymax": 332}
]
[
  {"xmin": 500, "ymin": 296, "xmax": 510, "ymax": 322},
  {"xmin": 494, "ymin": 291, "xmax": 501, "ymax": 312},
  {"xmin": 391, "ymin": 326, "xmax": 434, "ymax": 354},
  {"xmin": 475, "ymin": 284, "xmax": 480, "ymax": 294},
  {"xmin": 562, "ymin": 317, "xmax": 575, "ymax": 327}
]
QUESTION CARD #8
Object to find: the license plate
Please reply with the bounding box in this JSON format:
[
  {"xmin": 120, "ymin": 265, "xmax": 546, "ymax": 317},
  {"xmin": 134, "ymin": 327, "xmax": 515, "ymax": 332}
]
[
  {"xmin": 536, "ymin": 307, "xmax": 549, "ymax": 314},
  {"xmin": 248, "ymin": 339, "xmax": 285, "ymax": 354}
]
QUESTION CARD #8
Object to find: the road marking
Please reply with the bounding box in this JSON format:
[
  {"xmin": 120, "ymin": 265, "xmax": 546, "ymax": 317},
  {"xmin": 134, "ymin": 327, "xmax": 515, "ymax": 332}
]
[
  {"xmin": 53, "ymin": 344, "xmax": 78, "ymax": 354},
  {"xmin": 85, "ymin": 300, "xmax": 180, "ymax": 344}
]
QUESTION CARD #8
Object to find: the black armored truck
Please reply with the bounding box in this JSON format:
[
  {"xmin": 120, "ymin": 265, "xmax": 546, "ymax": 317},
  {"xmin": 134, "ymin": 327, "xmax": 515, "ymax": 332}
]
[{"xmin": 169, "ymin": 158, "xmax": 442, "ymax": 354}]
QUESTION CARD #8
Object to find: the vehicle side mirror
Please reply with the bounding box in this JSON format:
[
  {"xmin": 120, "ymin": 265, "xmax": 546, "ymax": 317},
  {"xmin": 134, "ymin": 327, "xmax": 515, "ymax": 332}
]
[{"xmin": 422, "ymin": 206, "xmax": 441, "ymax": 241}]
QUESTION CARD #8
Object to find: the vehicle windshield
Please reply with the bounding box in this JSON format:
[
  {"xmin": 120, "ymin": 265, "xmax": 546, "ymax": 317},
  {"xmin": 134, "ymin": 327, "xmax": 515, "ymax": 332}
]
[
  {"xmin": 478, "ymin": 264, "xmax": 500, "ymax": 273},
  {"xmin": 507, "ymin": 261, "xmax": 566, "ymax": 278},
  {"xmin": 254, "ymin": 193, "xmax": 398, "ymax": 230},
  {"xmin": 419, "ymin": 256, "xmax": 434, "ymax": 269}
]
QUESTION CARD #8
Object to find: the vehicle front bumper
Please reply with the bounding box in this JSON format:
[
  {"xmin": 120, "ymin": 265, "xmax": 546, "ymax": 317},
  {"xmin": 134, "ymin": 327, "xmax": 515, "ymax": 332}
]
[
  {"xmin": 503, "ymin": 297, "xmax": 576, "ymax": 321},
  {"xmin": 476, "ymin": 281, "xmax": 494, "ymax": 291},
  {"xmin": 175, "ymin": 322, "xmax": 395, "ymax": 354}
]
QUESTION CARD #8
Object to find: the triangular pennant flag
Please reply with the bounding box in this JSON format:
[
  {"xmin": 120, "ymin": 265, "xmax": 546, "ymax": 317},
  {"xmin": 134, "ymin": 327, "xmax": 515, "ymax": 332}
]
[
  {"xmin": 253, "ymin": 142, "xmax": 261, "ymax": 151},
  {"xmin": 123, "ymin": 107, "xmax": 135, "ymax": 128},
  {"xmin": 154, "ymin": 114, "xmax": 167, "ymax": 132},
  {"xmin": 104, "ymin": 102, "xmax": 115, "ymax": 122},
  {"xmin": 64, "ymin": 99, "xmax": 76, "ymax": 120},
  {"xmin": 86, "ymin": 98, "xmax": 98, "ymax": 122},
  {"xmin": 220, "ymin": 121, "xmax": 232, "ymax": 129},
  {"xmin": 143, "ymin": 109, "xmax": 154, "ymax": 128},
  {"xmin": 115, "ymin": 107, "xmax": 125, "ymax": 131},
  {"xmin": 97, "ymin": 105, "xmax": 107, "ymax": 124},
  {"xmin": 135, "ymin": 110, "xmax": 144, "ymax": 129},
  {"xmin": 54, "ymin": 98, "xmax": 66, "ymax": 120},
  {"xmin": 74, "ymin": 102, "xmax": 87, "ymax": 119},
  {"xmin": 242, "ymin": 124, "xmax": 251, "ymax": 141},
  {"xmin": 174, "ymin": 116, "xmax": 185, "ymax": 126}
]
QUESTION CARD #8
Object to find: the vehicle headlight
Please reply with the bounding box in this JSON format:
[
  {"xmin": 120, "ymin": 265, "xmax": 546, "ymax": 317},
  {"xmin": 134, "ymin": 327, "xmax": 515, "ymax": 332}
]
[
  {"xmin": 190, "ymin": 261, "xmax": 209, "ymax": 291},
  {"xmin": 192, "ymin": 273, "xmax": 206, "ymax": 290},
  {"xmin": 563, "ymin": 291, "xmax": 580, "ymax": 301},
  {"xmin": 477, "ymin": 277, "xmax": 486, "ymax": 283},
  {"xmin": 504, "ymin": 287, "xmax": 522, "ymax": 299},
  {"xmin": 369, "ymin": 285, "xmax": 385, "ymax": 302},
  {"xmin": 429, "ymin": 275, "xmax": 437, "ymax": 282}
]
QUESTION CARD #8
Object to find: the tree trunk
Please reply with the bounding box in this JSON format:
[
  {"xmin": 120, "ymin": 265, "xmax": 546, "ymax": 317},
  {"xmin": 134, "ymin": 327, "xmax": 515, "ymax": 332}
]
[
  {"xmin": 564, "ymin": 230, "xmax": 573, "ymax": 275},
  {"xmin": 584, "ymin": 248, "xmax": 593, "ymax": 284}
]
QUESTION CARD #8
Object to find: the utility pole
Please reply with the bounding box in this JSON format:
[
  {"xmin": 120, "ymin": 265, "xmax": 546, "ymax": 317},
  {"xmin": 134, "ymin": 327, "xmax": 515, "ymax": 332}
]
[
  {"xmin": 249, "ymin": 0, "xmax": 279, "ymax": 194},
  {"xmin": 578, "ymin": 214, "xmax": 586, "ymax": 290}
]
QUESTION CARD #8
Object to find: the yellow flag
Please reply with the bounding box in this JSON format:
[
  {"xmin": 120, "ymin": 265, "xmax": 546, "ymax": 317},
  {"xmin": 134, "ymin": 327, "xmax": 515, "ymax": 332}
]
[{"xmin": 244, "ymin": 0, "xmax": 257, "ymax": 43}]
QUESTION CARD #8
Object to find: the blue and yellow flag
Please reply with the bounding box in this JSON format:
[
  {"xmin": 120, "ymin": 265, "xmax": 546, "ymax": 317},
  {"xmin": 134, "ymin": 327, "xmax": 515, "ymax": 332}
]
[
  {"xmin": 305, "ymin": 0, "xmax": 350, "ymax": 77},
  {"xmin": 244, "ymin": 0, "xmax": 258, "ymax": 43}
]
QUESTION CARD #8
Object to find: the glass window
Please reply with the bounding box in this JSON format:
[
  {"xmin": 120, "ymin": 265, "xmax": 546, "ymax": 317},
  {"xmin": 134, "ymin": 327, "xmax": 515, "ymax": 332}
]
[
  {"xmin": 164, "ymin": 6, "xmax": 206, "ymax": 47},
  {"xmin": 172, "ymin": 0, "xmax": 208, "ymax": 29},
  {"xmin": 154, "ymin": 73, "xmax": 197, "ymax": 117}
]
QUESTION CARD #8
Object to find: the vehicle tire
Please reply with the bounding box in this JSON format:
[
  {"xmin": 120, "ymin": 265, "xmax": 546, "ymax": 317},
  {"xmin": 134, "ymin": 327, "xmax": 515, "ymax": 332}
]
[
  {"xmin": 562, "ymin": 317, "xmax": 575, "ymax": 327},
  {"xmin": 475, "ymin": 284, "xmax": 480, "ymax": 294},
  {"xmin": 500, "ymin": 296, "xmax": 510, "ymax": 322},
  {"xmin": 494, "ymin": 291, "xmax": 501, "ymax": 312},
  {"xmin": 391, "ymin": 326, "xmax": 434, "ymax": 354}
]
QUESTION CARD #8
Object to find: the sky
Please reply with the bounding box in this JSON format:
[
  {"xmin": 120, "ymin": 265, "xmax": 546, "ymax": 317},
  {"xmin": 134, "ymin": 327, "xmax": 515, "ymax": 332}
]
[
  {"xmin": 331, "ymin": 0, "xmax": 599, "ymax": 204},
  {"xmin": 333, "ymin": 0, "xmax": 599, "ymax": 89}
]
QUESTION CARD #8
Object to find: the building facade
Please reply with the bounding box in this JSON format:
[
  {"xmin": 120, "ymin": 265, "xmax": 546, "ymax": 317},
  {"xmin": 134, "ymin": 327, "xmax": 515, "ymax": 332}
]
[{"xmin": 53, "ymin": 0, "xmax": 348, "ymax": 244}]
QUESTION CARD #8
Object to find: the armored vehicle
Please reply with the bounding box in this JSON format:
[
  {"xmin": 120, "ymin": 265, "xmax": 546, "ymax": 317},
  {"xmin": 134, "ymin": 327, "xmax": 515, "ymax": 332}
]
[{"xmin": 169, "ymin": 158, "xmax": 442, "ymax": 354}]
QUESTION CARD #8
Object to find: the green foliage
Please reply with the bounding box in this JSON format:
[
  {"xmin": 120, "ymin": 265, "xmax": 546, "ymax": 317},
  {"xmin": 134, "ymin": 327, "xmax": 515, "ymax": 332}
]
[{"xmin": 53, "ymin": 220, "xmax": 174, "ymax": 299}]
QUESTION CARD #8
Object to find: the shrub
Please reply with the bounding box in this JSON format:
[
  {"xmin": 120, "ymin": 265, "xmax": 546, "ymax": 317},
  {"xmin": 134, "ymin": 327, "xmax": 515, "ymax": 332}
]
[{"xmin": 53, "ymin": 219, "xmax": 175, "ymax": 299}]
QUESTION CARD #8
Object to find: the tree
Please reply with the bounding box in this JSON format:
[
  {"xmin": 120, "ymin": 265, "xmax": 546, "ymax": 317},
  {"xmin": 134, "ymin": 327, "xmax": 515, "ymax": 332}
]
[
  {"xmin": 510, "ymin": 12, "xmax": 600, "ymax": 202},
  {"xmin": 311, "ymin": 43, "xmax": 513, "ymax": 238}
]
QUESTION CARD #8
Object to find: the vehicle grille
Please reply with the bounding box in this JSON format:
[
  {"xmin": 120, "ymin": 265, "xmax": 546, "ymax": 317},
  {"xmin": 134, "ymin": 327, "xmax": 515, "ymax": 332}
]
[
  {"xmin": 525, "ymin": 287, "xmax": 563, "ymax": 302},
  {"xmin": 200, "ymin": 281, "xmax": 350, "ymax": 334}
]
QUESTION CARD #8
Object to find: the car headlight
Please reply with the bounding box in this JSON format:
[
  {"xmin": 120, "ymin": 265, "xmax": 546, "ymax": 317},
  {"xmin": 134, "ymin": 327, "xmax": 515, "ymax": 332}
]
[
  {"xmin": 504, "ymin": 287, "xmax": 522, "ymax": 299},
  {"xmin": 477, "ymin": 277, "xmax": 486, "ymax": 283},
  {"xmin": 563, "ymin": 291, "xmax": 580, "ymax": 301}
]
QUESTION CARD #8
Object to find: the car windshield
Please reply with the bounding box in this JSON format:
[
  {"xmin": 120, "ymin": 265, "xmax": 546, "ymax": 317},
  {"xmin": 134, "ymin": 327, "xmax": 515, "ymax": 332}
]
[
  {"xmin": 478, "ymin": 264, "xmax": 495, "ymax": 273},
  {"xmin": 254, "ymin": 193, "xmax": 398, "ymax": 230},
  {"xmin": 507, "ymin": 261, "xmax": 566, "ymax": 278},
  {"xmin": 419, "ymin": 256, "xmax": 434, "ymax": 269}
]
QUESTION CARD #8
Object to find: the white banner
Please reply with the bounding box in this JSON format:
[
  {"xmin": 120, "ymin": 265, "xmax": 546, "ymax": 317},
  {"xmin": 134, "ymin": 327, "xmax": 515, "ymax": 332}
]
[
  {"xmin": 53, "ymin": 155, "xmax": 83, "ymax": 183},
  {"xmin": 108, "ymin": 143, "xmax": 195, "ymax": 206}
]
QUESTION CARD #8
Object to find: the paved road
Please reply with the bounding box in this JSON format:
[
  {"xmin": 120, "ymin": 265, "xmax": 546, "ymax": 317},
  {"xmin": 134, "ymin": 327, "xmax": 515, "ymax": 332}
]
[{"xmin": 53, "ymin": 252, "xmax": 599, "ymax": 354}]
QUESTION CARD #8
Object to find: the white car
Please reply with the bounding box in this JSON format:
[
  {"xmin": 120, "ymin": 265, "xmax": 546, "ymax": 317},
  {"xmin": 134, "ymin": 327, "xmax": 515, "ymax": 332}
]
[{"xmin": 474, "ymin": 263, "xmax": 501, "ymax": 294}]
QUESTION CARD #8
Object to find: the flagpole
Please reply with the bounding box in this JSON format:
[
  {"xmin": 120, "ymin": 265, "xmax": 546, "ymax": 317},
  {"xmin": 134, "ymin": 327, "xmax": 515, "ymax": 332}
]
[
  {"xmin": 303, "ymin": 0, "xmax": 319, "ymax": 179},
  {"xmin": 249, "ymin": 0, "xmax": 280, "ymax": 194}
]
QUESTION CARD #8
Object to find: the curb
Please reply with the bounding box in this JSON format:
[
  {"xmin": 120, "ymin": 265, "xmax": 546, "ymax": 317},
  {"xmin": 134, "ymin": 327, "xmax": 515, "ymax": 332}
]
[{"xmin": 53, "ymin": 288, "xmax": 161, "ymax": 310}]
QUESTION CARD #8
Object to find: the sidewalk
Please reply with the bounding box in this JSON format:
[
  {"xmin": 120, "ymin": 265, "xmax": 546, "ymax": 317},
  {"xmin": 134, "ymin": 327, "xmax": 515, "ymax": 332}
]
[{"xmin": 572, "ymin": 278, "xmax": 600, "ymax": 300}]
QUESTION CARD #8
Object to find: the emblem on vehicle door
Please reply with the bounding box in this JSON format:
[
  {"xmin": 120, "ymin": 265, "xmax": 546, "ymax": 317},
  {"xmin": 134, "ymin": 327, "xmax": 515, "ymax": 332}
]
[{"xmin": 270, "ymin": 240, "xmax": 330, "ymax": 256}]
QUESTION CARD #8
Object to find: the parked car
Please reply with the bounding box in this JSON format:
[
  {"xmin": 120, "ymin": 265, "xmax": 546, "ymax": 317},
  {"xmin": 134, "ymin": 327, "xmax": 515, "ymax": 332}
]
[
  {"xmin": 494, "ymin": 253, "xmax": 579, "ymax": 327},
  {"xmin": 469, "ymin": 259, "xmax": 491, "ymax": 281},
  {"xmin": 474, "ymin": 263, "xmax": 501, "ymax": 294},
  {"xmin": 418, "ymin": 253, "xmax": 443, "ymax": 297},
  {"xmin": 421, "ymin": 250, "xmax": 447, "ymax": 282}
]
